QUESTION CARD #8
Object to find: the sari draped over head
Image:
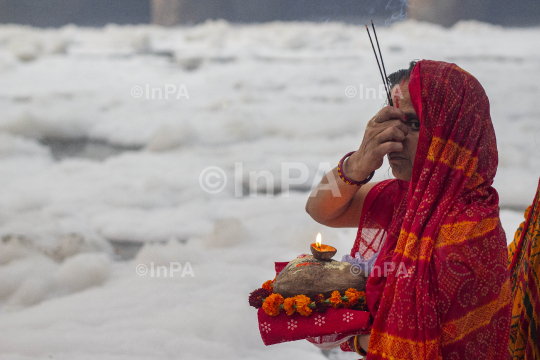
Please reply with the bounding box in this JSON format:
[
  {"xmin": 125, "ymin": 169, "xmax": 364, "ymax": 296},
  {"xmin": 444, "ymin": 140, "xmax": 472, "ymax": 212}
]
[
  {"xmin": 507, "ymin": 178, "xmax": 540, "ymax": 359},
  {"xmin": 350, "ymin": 60, "xmax": 512, "ymax": 359}
]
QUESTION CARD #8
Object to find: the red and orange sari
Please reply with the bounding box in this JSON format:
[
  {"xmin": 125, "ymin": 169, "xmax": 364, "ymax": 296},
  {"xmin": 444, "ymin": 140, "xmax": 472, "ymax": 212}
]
[
  {"xmin": 351, "ymin": 60, "xmax": 512, "ymax": 359},
  {"xmin": 507, "ymin": 178, "xmax": 540, "ymax": 359}
]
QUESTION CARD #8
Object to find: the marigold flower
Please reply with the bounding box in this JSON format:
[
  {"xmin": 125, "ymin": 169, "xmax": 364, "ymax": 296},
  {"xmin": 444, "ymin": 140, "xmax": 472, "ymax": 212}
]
[
  {"xmin": 329, "ymin": 290, "xmax": 342, "ymax": 308},
  {"xmin": 283, "ymin": 297, "xmax": 296, "ymax": 316},
  {"xmin": 262, "ymin": 280, "xmax": 274, "ymax": 293},
  {"xmin": 249, "ymin": 288, "xmax": 272, "ymax": 308},
  {"xmin": 262, "ymin": 293, "xmax": 284, "ymax": 316},
  {"xmin": 315, "ymin": 294, "xmax": 325, "ymax": 303},
  {"xmin": 344, "ymin": 288, "xmax": 361, "ymax": 308},
  {"xmin": 295, "ymin": 294, "xmax": 312, "ymax": 316}
]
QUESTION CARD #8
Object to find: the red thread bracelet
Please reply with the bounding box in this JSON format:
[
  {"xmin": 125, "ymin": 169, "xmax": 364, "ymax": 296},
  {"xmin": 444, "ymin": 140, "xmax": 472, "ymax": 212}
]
[{"xmin": 337, "ymin": 151, "xmax": 374, "ymax": 186}]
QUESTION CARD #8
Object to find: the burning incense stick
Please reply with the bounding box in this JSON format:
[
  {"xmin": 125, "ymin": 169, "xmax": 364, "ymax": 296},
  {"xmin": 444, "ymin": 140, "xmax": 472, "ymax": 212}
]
[{"xmin": 366, "ymin": 21, "xmax": 393, "ymax": 106}]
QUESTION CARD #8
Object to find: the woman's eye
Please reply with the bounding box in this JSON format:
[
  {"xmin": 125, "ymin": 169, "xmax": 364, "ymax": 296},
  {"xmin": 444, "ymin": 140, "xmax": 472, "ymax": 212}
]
[{"xmin": 409, "ymin": 121, "xmax": 420, "ymax": 131}]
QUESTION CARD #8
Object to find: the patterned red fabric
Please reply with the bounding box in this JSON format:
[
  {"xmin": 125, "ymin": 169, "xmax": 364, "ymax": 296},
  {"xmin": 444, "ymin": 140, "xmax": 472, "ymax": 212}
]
[
  {"xmin": 257, "ymin": 307, "xmax": 370, "ymax": 346},
  {"xmin": 350, "ymin": 60, "xmax": 512, "ymax": 359},
  {"xmin": 353, "ymin": 179, "xmax": 408, "ymax": 321}
]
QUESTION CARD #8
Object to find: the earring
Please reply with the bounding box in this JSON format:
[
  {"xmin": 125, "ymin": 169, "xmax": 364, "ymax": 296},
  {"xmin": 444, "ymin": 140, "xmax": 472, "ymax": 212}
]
[{"xmin": 397, "ymin": 179, "xmax": 408, "ymax": 190}]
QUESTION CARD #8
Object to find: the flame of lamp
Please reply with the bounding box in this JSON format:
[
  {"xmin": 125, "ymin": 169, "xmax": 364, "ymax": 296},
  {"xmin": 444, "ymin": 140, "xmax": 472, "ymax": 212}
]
[{"xmin": 310, "ymin": 243, "xmax": 337, "ymax": 261}]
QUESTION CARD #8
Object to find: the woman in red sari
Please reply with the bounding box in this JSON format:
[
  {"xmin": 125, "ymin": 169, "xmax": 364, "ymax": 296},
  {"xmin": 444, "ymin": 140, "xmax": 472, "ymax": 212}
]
[{"xmin": 306, "ymin": 60, "xmax": 512, "ymax": 359}]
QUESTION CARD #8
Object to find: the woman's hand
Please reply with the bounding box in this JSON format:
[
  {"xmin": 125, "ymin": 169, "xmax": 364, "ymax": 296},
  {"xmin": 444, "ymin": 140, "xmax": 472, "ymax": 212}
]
[
  {"xmin": 305, "ymin": 106, "xmax": 407, "ymax": 228},
  {"xmin": 344, "ymin": 106, "xmax": 408, "ymax": 181}
]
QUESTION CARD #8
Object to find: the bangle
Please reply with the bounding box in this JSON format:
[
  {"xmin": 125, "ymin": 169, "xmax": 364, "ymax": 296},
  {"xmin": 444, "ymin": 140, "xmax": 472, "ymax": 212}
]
[
  {"xmin": 354, "ymin": 335, "xmax": 368, "ymax": 356},
  {"xmin": 337, "ymin": 151, "xmax": 374, "ymax": 186}
]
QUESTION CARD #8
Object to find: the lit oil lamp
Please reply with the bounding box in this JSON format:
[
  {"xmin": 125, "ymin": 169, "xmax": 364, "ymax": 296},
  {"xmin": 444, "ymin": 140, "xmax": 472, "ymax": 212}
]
[{"xmin": 310, "ymin": 233, "xmax": 337, "ymax": 261}]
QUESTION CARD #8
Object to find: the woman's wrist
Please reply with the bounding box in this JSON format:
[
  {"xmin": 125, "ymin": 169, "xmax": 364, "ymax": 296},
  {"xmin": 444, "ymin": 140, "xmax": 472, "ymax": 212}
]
[
  {"xmin": 339, "ymin": 152, "xmax": 374, "ymax": 185},
  {"xmin": 351, "ymin": 335, "xmax": 367, "ymax": 356},
  {"xmin": 343, "ymin": 156, "xmax": 371, "ymax": 183},
  {"xmin": 359, "ymin": 335, "xmax": 370, "ymax": 353}
]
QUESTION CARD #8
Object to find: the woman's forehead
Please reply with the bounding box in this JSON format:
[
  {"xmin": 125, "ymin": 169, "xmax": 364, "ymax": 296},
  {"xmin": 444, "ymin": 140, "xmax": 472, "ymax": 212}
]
[{"xmin": 391, "ymin": 82, "xmax": 415, "ymax": 113}]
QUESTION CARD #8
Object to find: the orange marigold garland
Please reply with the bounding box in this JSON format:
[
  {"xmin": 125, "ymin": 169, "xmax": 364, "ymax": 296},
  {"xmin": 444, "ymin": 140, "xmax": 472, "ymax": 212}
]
[
  {"xmin": 249, "ymin": 288, "xmax": 272, "ymax": 308},
  {"xmin": 252, "ymin": 280, "xmax": 366, "ymax": 316},
  {"xmin": 294, "ymin": 295, "xmax": 313, "ymax": 316},
  {"xmin": 283, "ymin": 297, "xmax": 296, "ymax": 316},
  {"xmin": 262, "ymin": 293, "xmax": 284, "ymax": 316},
  {"xmin": 262, "ymin": 280, "xmax": 274, "ymax": 293},
  {"xmin": 329, "ymin": 291, "xmax": 343, "ymax": 308}
]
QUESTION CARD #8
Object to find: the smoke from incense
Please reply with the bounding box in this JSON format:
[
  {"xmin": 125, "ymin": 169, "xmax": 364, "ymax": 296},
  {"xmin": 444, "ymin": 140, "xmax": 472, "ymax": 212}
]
[{"xmin": 385, "ymin": 0, "xmax": 409, "ymax": 25}]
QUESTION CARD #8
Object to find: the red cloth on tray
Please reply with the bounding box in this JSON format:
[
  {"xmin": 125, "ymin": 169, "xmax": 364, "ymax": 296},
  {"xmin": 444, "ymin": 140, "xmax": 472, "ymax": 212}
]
[
  {"xmin": 257, "ymin": 307, "xmax": 370, "ymax": 346},
  {"xmin": 257, "ymin": 260, "xmax": 371, "ymax": 346}
]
